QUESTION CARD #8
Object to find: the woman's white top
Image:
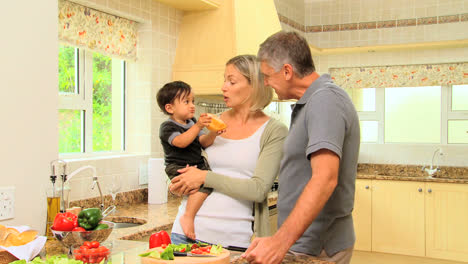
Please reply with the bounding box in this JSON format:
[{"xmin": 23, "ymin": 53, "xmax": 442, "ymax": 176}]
[{"xmin": 171, "ymin": 120, "xmax": 269, "ymax": 247}]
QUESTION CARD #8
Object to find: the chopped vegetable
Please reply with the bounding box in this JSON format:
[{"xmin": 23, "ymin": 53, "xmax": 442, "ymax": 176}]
[
  {"xmin": 139, "ymin": 250, "xmax": 161, "ymax": 259},
  {"xmin": 160, "ymin": 246, "xmax": 174, "ymax": 260},
  {"xmin": 210, "ymin": 244, "xmax": 223, "ymax": 254},
  {"xmin": 11, "ymin": 255, "xmax": 84, "ymax": 263}
]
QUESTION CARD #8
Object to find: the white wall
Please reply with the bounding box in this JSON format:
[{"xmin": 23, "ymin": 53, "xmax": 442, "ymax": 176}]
[{"xmin": 0, "ymin": 0, "xmax": 58, "ymax": 232}]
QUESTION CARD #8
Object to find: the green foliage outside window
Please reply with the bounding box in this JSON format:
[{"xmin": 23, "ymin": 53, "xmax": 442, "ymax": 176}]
[
  {"xmin": 92, "ymin": 53, "xmax": 113, "ymax": 152},
  {"xmin": 58, "ymin": 46, "xmax": 76, "ymax": 93},
  {"xmin": 58, "ymin": 45, "xmax": 118, "ymax": 153}
]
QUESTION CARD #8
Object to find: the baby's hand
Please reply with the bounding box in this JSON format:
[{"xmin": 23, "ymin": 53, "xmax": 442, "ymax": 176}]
[{"xmin": 196, "ymin": 113, "xmax": 212, "ymax": 129}]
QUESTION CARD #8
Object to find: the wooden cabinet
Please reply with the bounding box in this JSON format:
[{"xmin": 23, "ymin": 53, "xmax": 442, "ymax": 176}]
[
  {"xmin": 425, "ymin": 182, "xmax": 468, "ymax": 262},
  {"xmin": 353, "ymin": 179, "xmax": 468, "ymax": 262},
  {"xmin": 371, "ymin": 180, "xmax": 425, "ymax": 257},
  {"xmin": 353, "ymin": 179, "xmax": 372, "ymax": 251}
]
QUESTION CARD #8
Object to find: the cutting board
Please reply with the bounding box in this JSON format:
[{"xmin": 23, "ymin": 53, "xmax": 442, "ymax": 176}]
[{"xmin": 140, "ymin": 248, "xmax": 230, "ymax": 264}]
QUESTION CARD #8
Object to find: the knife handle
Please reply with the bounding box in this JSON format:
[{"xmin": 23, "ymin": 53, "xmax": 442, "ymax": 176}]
[
  {"xmin": 173, "ymin": 252, "xmax": 188, "ymax": 256},
  {"xmin": 226, "ymin": 245, "xmax": 248, "ymax": 252}
]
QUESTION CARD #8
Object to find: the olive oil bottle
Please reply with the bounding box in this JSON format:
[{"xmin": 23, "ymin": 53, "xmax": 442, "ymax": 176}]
[{"xmin": 46, "ymin": 195, "xmax": 60, "ymax": 239}]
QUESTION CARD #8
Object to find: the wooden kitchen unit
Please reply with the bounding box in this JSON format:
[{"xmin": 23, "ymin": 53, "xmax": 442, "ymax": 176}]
[{"xmin": 353, "ymin": 175, "xmax": 468, "ymax": 263}]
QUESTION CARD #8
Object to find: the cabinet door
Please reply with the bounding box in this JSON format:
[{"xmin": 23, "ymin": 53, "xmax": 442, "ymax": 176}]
[
  {"xmin": 353, "ymin": 179, "xmax": 372, "ymax": 251},
  {"xmin": 372, "ymin": 180, "xmax": 425, "ymax": 256},
  {"xmin": 426, "ymin": 183, "xmax": 468, "ymax": 262}
]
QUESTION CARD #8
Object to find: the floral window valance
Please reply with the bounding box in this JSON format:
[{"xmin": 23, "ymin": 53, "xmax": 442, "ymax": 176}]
[
  {"xmin": 58, "ymin": 0, "xmax": 138, "ymax": 60},
  {"xmin": 330, "ymin": 62, "xmax": 468, "ymax": 89}
]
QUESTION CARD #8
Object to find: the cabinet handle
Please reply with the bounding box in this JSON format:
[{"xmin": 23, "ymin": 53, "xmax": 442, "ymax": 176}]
[
  {"xmin": 428, "ymin": 188, "xmax": 432, "ymax": 193},
  {"xmin": 365, "ymin": 185, "xmax": 370, "ymax": 189},
  {"xmin": 418, "ymin": 188, "xmax": 422, "ymax": 192}
]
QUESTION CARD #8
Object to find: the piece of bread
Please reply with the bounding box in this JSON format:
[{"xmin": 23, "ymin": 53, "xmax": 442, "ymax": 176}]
[{"xmin": 206, "ymin": 113, "xmax": 227, "ymax": 132}]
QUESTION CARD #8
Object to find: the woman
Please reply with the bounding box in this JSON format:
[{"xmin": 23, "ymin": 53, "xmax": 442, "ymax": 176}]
[{"xmin": 169, "ymin": 55, "xmax": 288, "ymax": 248}]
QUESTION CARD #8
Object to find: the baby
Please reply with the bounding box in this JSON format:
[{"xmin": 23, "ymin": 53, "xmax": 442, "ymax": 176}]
[{"xmin": 156, "ymin": 81, "xmax": 224, "ymax": 240}]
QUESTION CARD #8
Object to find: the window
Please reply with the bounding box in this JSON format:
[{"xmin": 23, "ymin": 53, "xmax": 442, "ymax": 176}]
[
  {"xmin": 346, "ymin": 84, "xmax": 468, "ymax": 144},
  {"xmin": 385, "ymin": 86, "xmax": 441, "ymax": 143},
  {"xmin": 58, "ymin": 44, "xmax": 126, "ymax": 154}
]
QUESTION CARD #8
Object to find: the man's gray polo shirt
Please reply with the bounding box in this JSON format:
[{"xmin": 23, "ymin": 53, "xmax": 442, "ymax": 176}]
[{"xmin": 277, "ymin": 74, "xmax": 360, "ymax": 256}]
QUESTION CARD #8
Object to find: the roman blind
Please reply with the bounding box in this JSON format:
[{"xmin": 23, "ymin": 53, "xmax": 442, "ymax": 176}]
[
  {"xmin": 58, "ymin": 0, "xmax": 138, "ymax": 60},
  {"xmin": 330, "ymin": 62, "xmax": 468, "ymax": 89}
]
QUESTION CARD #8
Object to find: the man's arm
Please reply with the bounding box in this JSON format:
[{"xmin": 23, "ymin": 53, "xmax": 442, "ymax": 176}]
[{"xmin": 243, "ymin": 149, "xmax": 339, "ymax": 264}]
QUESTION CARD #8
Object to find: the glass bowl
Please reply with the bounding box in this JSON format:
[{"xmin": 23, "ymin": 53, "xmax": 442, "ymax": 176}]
[
  {"xmin": 72, "ymin": 242, "xmax": 112, "ymax": 264},
  {"xmin": 51, "ymin": 221, "xmax": 114, "ymax": 252}
]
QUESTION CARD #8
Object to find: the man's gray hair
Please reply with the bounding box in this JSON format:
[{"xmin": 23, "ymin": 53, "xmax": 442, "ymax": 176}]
[{"xmin": 257, "ymin": 31, "xmax": 315, "ymax": 78}]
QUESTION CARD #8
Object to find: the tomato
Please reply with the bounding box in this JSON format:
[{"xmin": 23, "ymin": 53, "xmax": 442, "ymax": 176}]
[
  {"xmin": 72, "ymin": 227, "xmax": 86, "ymax": 232},
  {"xmin": 199, "ymin": 246, "xmax": 211, "ymax": 252},
  {"xmin": 74, "ymin": 253, "xmax": 82, "ymax": 260},
  {"xmin": 83, "ymin": 241, "xmax": 92, "ymax": 248},
  {"xmin": 191, "ymin": 248, "xmax": 203, "ymax": 254},
  {"xmin": 97, "ymin": 246, "xmax": 109, "ymax": 257},
  {"xmin": 191, "ymin": 244, "xmax": 199, "ymax": 250},
  {"xmin": 90, "ymin": 241, "xmax": 100, "ymax": 248}
]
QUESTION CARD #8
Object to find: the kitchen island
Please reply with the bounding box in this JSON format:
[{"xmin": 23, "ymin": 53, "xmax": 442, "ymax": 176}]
[{"xmin": 44, "ymin": 191, "xmax": 333, "ymax": 263}]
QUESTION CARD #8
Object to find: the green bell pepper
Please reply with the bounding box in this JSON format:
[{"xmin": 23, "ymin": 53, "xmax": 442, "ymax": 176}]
[
  {"xmin": 78, "ymin": 208, "xmax": 103, "ymax": 230},
  {"xmin": 94, "ymin": 223, "xmax": 109, "ymax": 230}
]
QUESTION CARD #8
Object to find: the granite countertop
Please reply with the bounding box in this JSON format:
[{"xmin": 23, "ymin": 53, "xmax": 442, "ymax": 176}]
[
  {"xmin": 357, "ymin": 173, "xmax": 468, "ymax": 184},
  {"xmin": 45, "ymin": 191, "xmax": 332, "ymax": 264}
]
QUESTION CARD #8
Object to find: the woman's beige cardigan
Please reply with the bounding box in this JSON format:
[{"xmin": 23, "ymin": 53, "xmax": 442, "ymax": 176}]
[{"xmin": 203, "ymin": 118, "xmax": 288, "ymax": 238}]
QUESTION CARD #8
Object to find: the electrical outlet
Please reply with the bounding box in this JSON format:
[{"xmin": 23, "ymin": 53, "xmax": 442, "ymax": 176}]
[
  {"xmin": 0, "ymin": 186, "xmax": 15, "ymax": 220},
  {"xmin": 139, "ymin": 163, "xmax": 148, "ymax": 185}
]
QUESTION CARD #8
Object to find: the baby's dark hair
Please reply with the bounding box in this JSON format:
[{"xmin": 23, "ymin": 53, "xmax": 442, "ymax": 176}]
[{"xmin": 156, "ymin": 81, "xmax": 192, "ymax": 115}]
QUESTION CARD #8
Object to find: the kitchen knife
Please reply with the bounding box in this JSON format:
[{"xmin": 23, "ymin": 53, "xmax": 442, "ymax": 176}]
[
  {"xmin": 173, "ymin": 251, "xmax": 218, "ymax": 257},
  {"xmin": 226, "ymin": 245, "xmax": 247, "ymax": 252}
]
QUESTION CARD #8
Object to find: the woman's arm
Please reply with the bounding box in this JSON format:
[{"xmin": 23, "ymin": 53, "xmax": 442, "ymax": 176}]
[{"xmin": 170, "ymin": 119, "xmax": 288, "ymax": 202}]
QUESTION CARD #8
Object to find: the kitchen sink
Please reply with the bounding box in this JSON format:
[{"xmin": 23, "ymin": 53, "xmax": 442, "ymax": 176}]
[
  {"xmin": 104, "ymin": 216, "xmax": 147, "ymax": 229},
  {"xmin": 113, "ymin": 222, "xmax": 143, "ymax": 229}
]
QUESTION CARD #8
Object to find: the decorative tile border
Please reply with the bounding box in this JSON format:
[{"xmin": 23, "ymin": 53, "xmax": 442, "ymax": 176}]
[
  {"xmin": 397, "ymin": 18, "xmax": 416, "ymax": 27},
  {"xmin": 277, "ymin": 12, "xmax": 467, "ymax": 33},
  {"xmin": 417, "ymin": 16, "xmax": 437, "ymax": 25}
]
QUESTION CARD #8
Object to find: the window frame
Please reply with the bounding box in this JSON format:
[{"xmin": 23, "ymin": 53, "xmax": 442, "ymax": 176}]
[
  {"xmin": 58, "ymin": 45, "xmax": 127, "ymax": 157},
  {"xmin": 356, "ymin": 85, "xmax": 468, "ymax": 145}
]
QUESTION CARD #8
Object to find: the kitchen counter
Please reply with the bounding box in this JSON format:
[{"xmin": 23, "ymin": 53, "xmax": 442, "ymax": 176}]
[
  {"xmin": 45, "ymin": 191, "xmax": 332, "ymax": 263},
  {"xmin": 43, "ymin": 167, "xmax": 466, "ymax": 263},
  {"xmin": 357, "ymin": 173, "xmax": 468, "ymax": 184}
]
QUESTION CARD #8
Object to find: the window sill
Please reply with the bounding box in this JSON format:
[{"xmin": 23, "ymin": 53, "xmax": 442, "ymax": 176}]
[{"xmin": 59, "ymin": 152, "xmax": 150, "ymax": 162}]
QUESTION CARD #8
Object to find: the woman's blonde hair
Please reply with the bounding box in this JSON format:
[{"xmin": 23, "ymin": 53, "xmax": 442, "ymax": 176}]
[{"xmin": 226, "ymin": 55, "xmax": 273, "ymax": 112}]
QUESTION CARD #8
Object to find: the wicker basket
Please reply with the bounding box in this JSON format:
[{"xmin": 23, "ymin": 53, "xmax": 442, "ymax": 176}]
[{"xmin": 0, "ymin": 250, "xmax": 18, "ymax": 264}]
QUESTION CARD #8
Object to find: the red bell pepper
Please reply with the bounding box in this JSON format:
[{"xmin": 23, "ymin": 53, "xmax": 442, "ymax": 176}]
[
  {"xmin": 52, "ymin": 212, "xmax": 78, "ymax": 231},
  {"xmin": 149, "ymin": 230, "xmax": 171, "ymax": 249}
]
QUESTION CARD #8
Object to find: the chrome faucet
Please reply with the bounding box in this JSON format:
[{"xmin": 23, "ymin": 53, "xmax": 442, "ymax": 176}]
[
  {"xmin": 67, "ymin": 165, "xmax": 105, "ymax": 212},
  {"xmin": 422, "ymin": 148, "xmax": 443, "ymax": 177}
]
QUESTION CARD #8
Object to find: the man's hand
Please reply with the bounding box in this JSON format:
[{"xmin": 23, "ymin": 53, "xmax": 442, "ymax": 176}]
[
  {"xmin": 196, "ymin": 113, "xmax": 212, "ymax": 129},
  {"xmin": 242, "ymin": 235, "xmax": 289, "ymax": 264},
  {"xmin": 169, "ymin": 166, "xmax": 207, "ymax": 195}
]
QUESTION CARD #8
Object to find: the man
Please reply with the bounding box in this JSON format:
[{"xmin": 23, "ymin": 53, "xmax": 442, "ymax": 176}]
[{"xmin": 243, "ymin": 31, "xmax": 360, "ymax": 264}]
